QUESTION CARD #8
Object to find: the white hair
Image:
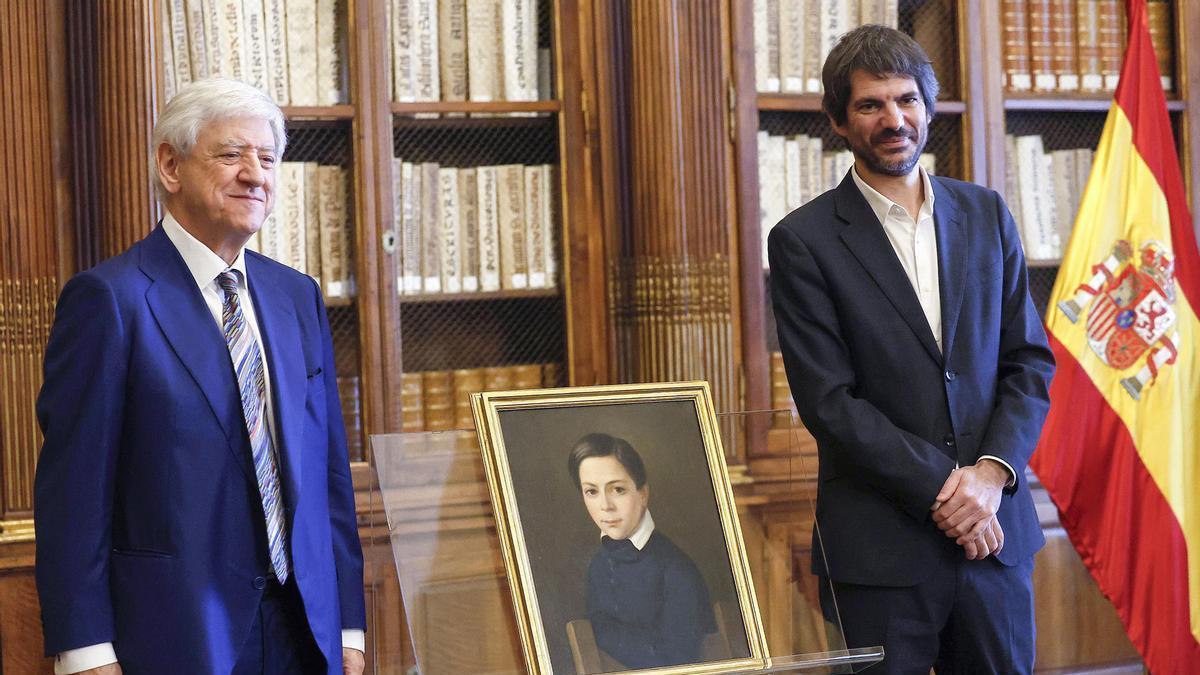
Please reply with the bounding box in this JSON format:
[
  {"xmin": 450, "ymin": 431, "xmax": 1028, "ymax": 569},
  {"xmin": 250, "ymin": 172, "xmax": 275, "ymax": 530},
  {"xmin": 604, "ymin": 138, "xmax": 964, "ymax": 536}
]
[{"xmin": 150, "ymin": 77, "xmax": 287, "ymax": 201}]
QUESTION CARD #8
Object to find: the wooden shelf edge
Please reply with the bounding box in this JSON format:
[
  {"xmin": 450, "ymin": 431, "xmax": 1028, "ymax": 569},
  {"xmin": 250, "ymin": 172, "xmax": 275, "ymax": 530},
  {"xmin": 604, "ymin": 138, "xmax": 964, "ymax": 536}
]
[
  {"xmin": 391, "ymin": 100, "xmax": 562, "ymax": 115},
  {"xmin": 282, "ymin": 104, "xmax": 356, "ymax": 120},
  {"xmin": 399, "ymin": 288, "xmax": 561, "ymax": 304},
  {"xmin": 757, "ymin": 94, "xmax": 967, "ymax": 114},
  {"xmin": 1027, "ymin": 259, "xmax": 1063, "ymax": 268},
  {"xmin": 1004, "ymin": 96, "xmax": 1186, "ymax": 112}
]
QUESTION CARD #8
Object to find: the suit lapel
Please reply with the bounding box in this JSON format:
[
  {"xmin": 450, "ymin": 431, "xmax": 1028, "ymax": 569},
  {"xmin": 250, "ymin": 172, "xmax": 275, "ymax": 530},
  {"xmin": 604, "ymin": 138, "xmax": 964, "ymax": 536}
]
[
  {"xmin": 834, "ymin": 174, "xmax": 942, "ymax": 364},
  {"xmin": 932, "ymin": 178, "xmax": 966, "ymax": 362},
  {"xmin": 141, "ymin": 226, "xmax": 255, "ymax": 482},
  {"xmin": 246, "ymin": 255, "xmax": 304, "ymax": 516}
]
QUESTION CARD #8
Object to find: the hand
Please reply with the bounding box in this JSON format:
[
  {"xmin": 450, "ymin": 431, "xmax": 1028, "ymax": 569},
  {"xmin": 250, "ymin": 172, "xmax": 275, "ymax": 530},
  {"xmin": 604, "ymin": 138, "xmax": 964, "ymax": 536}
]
[
  {"xmin": 931, "ymin": 460, "xmax": 1008, "ymax": 540},
  {"xmin": 961, "ymin": 516, "xmax": 1004, "ymax": 560},
  {"xmin": 343, "ymin": 647, "xmax": 365, "ymax": 675},
  {"xmin": 78, "ymin": 665, "xmax": 122, "ymax": 675}
]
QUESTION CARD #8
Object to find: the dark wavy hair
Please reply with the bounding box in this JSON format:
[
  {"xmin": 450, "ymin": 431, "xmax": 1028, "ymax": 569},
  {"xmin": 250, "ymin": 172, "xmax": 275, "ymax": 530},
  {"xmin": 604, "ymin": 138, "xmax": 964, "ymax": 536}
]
[
  {"xmin": 567, "ymin": 433, "xmax": 648, "ymax": 490},
  {"xmin": 821, "ymin": 24, "xmax": 939, "ymax": 126}
]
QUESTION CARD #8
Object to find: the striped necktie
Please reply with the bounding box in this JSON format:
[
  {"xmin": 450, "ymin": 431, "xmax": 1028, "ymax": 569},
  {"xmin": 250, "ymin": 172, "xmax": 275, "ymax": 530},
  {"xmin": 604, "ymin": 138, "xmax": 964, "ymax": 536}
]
[{"xmin": 217, "ymin": 270, "xmax": 290, "ymax": 583}]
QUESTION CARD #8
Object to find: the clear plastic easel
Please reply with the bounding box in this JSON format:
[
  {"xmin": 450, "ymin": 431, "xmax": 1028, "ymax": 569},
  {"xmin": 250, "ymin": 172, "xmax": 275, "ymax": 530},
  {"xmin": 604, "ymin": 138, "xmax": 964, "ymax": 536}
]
[{"xmin": 370, "ymin": 410, "xmax": 884, "ymax": 674}]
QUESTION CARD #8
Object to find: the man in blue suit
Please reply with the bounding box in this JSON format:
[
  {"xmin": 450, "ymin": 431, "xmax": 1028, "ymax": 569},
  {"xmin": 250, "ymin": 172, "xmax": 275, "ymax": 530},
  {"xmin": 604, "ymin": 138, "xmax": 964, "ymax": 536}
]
[
  {"xmin": 768, "ymin": 26, "xmax": 1054, "ymax": 673},
  {"xmin": 34, "ymin": 78, "xmax": 366, "ymax": 674}
]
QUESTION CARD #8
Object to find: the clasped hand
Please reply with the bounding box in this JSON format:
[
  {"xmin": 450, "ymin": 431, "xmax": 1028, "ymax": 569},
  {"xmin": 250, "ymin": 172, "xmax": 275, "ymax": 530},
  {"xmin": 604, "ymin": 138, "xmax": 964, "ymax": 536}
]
[{"xmin": 930, "ymin": 461, "xmax": 1008, "ymax": 560}]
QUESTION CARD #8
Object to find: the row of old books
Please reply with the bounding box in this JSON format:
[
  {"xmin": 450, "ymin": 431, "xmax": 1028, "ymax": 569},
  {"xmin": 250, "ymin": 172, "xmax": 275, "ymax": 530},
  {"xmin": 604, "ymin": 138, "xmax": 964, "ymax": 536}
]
[
  {"xmin": 1003, "ymin": 0, "xmax": 1174, "ymax": 94},
  {"xmin": 756, "ymin": 131, "xmax": 936, "ymax": 268},
  {"xmin": 754, "ymin": 0, "xmax": 899, "ymax": 94},
  {"xmin": 389, "ymin": 0, "xmax": 551, "ymax": 104},
  {"xmin": 1004, "ymin": 134, "xmax": 1095, "ymax": 261},
  {"xmin": 248, "ymin": 162, "xmax": 355, "ymax": 300},
  {"xmin": 392, "ymin": 161, "xmax": 557, "ymax": 295},
  {"xmin": 160, "ymin": 0, "xmax": 345, "ymax": 105},
  {"xmin": 770, "ymin": 352, "xmax": 798, "ymax": 428},
  {"xmin": 401, "ymin": 362, "xmax": 560, "ymax": 431}
]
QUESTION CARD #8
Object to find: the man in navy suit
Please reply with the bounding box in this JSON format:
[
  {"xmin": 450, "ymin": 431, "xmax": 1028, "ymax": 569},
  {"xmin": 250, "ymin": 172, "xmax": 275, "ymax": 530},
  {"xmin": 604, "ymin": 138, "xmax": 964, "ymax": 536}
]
[
  {"xmin": 768, "ymin": 26, "xmax": 1054, "ymax": 673},
  {"xmin": 34, "ymin": 78, "xmax": 366, "ymax": 674}
]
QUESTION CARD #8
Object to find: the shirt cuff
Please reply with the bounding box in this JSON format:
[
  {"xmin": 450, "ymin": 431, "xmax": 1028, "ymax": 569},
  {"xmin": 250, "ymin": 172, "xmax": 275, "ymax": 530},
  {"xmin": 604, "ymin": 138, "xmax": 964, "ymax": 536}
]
[
  {"xmin": 342, "ymin": 629, "xmax": 365, "ymax": 652},
  {"xmin": 978, "ymin": 455, "xmax": 1017, "ymax": 488},
  {"xmin": 55, "ymin": 643, "xmax": 118, "ymax": 674}
]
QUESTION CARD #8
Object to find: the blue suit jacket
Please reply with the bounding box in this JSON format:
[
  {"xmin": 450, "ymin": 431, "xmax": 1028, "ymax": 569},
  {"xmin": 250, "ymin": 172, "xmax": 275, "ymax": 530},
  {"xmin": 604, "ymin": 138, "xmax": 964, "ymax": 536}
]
[
  {"xmin": 768, "ymin": 173, "xmax": 1055, "ymax": 587},
  {"xmin": 34, "ymin": 226, "xmax": 366, "ymax": 673}
]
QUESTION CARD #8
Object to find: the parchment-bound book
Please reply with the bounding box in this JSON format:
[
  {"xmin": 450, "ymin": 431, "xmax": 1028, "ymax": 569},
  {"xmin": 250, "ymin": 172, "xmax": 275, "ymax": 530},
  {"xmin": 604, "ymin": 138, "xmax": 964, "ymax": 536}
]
[
  {"xmin": 286, "ymin": 0, "xmax": 319, "ymax": 105},
  {"xmin": 1051, "ymin": 149, "xmax": 1077, "ymax": 252},
  {"xmin": 753, "ymin": 0, "xmax": 773, "ymax": 92},
  {"xmin": 784, "ymin": 137, "xmax": 803, "ymax": 211},
  {"xmin": 413, "ymin": 0, "xmax": 440, "ymax": 102},
  {"xmin": 1041, "ymin": 152, "xmax": 1062, "ymax": 257},
  {"xmin": 496, "ymin": 164, "xmax": 527, "ymax": 289},
  {"xmin": 821, "ymin": 0, "xmax": 856, "ymax": 67},
  {"xmin": 166, "ymin": 0, "xmax": 192, "ymax": 90},
  {"xmin": 264, "ymin": 0, "xmax": 290, "ymax": 103},
  {"xmin": 1004, "ymin": 134, "xmax": 1024, "ymax": 237},
  {"xmin": 466, "ymin": 0, "xmax": 502, "ymax": 101},
  {"xmin": 391, "ymin": 158, "xmax": 406, "ymax": 294},
  {"xmin": 316, "ymin": 0, "xmax": 343, "ymax": 105},
  {"xmin": 778, "ymin": 0, "xmax": 806, "ymax": 93},
  {"xmin": 392, "ymin": 0, "xmax": 416, "ymax": 102},
  {"xmin": 401, "ymin": 161, "xmax": 423, "ymax": 294},
  {"xmin": 805, "ymin": 135, "xmax": 823, "ymax": 207},
  {"xmin": 438, "ymin": 168, "xmax": 462, "ymax": 294},
  {"xmin": 544, "ymin": 165, "xmax": 557, "ymax": 287},
  {"xmin": 802, "ymin": 0, "xmax": 822, "ymax": 92},
  {"xmin": 476, "ymin": 165, "xmax": 502, "ymax": 292},
  {"xmin": 184, "ymin": 0, "xmax": 209, "ymax": 79},
  {"xmin": 420, "ymin": 162, "xmax": 442, "ymax": 293},
  {"xmin": 439, "ymin": 0, "xmax": 468, "ymax": 102},
  {"xmin": 523, "ymin": 165, "xmax": 548, "ymax": 288},
  {"xmin": 217, "ymin": 0, "xmax": 247, "ymax": 80},
  {"xmin": 502, "ymin": 0, "xmax": 537, "ymax": 102},
  {"xmin": 204, "ymin": 0, "xmax": 224, "ymax": 76},
  {"xmin": 1076, "ymin": 0, "xmax": 1103, "ymax": 92},
  {"xmin": 304, "ymin": 162, "xmax": 323, "ymax": 284},
  {"xmin": 243, "ymin": 0, "xmax": 271, "ymax": 92},
  {"xmin": 537, "ymin": 48, "xmax": 552, "ymax": 100},
  {"xmin": 318, "ymin": 164, "xmax": 351, "ymax": 298},
  {"xmin": 163, "ymin": 4, "xmax": 178, "ymax": 101},
  {"xmin": 280, "ymin": 162, "xmax": 308, "ymax": 273},
  {"xmin": 458, "ymin": 168, "xmax": 480, "ymax": 292},
  {"xmin": 1014, "ymin": 135, "xmax": 1056, "ymax": 260}
]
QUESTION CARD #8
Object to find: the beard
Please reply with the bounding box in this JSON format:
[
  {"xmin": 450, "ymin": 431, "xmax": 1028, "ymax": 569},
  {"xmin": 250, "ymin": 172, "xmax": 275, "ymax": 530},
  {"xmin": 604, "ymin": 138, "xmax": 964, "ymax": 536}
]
[{"xmin": 848, "ymin": 124, "xmax": 928, "ymax": 177}]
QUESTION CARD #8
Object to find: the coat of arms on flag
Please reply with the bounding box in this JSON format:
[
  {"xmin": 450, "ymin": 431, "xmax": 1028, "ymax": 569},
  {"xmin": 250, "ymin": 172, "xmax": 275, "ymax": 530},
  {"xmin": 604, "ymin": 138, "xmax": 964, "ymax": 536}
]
[{"xmin": 1056, "ymin": 239, "xmax": 1179, "ymax": 400}]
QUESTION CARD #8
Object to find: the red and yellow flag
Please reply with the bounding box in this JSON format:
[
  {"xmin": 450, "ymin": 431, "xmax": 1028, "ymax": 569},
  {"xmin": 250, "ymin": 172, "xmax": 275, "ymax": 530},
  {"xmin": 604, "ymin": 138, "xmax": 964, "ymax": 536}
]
[{"xmin": 1030, "ymin": 0, "xmax": 1200, "ymax": 670}]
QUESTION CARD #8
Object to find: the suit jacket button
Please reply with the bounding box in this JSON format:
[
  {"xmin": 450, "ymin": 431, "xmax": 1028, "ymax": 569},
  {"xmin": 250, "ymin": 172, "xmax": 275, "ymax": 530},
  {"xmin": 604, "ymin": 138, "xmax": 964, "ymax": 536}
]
[
  {"xmin": 943, "ymin": 434, "xmax": 956, "ymax": 447},
  {"xmin": 944, "ymin": 370, "xmax": 956, "ymax": 381},
  {"xmin": 253, "ymin": 576, "xmax": 267, "ymax": 590}
]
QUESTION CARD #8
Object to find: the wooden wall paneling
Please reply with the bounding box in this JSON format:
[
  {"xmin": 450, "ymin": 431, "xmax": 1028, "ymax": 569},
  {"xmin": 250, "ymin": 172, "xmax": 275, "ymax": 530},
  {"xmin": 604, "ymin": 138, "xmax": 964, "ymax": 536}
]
[
  {"xmin": 558, "ymin": 0, "xmax": 610, "ymax": 388},
  {"xmin": 1179, "ymin": 0, "xmax": 1200, "ymax": 233},
  {"xmin": 0, "ymin": 0, "xmax": 70, "ymax": 535},
  {"xmin": 960, "ymin": 0, "xmax": 987, "ymax": 184},
  {"xmin": 977, "ymin": 0, "xmax": 1008, "ymax": 191},
  {"xmin": 65, "ymin": 2, "xmax": 102, "ymax": 272},
  {"xmin": 96, "ymin": 0, "xmax": 160, "ymax": 258}
]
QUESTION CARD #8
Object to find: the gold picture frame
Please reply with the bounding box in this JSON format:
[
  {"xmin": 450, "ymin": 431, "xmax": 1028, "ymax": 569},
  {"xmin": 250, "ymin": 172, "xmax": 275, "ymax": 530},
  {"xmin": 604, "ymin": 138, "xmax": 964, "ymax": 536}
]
[{"xmin": 472, "ymin": 381, "xmax": 769, "ymax": 675}]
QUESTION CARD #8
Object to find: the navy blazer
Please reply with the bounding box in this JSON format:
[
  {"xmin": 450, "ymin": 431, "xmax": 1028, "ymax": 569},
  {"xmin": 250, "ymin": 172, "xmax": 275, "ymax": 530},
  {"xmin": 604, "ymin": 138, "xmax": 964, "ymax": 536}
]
[
  {"xmin": 34, "ymin": 226, "xmax": 366, "ymax": 673},
  {"xmin": 768, "ymin": 173, "xmax": 1054, "ymax": 587}
]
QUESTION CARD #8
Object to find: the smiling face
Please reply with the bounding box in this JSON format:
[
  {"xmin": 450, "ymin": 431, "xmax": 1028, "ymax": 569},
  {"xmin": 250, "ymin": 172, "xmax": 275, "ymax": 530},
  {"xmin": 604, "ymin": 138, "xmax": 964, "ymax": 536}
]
[
  {"xmin": 578, "ymin": 455, "xmax": 649, "ymax": 541},
  {"xmin": 158, "ymin": 115, "xmax": 278, "ymax": 255},
  {"xmin": 832, "ymin": 70, "xmax": 930, "ymax": 179}
]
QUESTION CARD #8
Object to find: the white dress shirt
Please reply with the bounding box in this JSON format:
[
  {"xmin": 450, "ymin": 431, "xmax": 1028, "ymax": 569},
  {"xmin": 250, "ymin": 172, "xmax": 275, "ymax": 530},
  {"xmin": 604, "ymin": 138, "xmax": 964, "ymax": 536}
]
[
  {"xmin": 55, "ymin": 213, "xmax": 363, "ymax": 674},
  {"xmin": 849, "ymin": 167, "xmax": 1016, "ymax": 488},
  {"xmin": 604, "ymin": 510, "xmax": 656, "ymax": 551}
]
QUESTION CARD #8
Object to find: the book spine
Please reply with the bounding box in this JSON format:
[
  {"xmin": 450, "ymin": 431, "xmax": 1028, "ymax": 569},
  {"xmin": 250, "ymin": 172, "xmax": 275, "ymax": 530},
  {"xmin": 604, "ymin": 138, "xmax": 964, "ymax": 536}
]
[
  {"xmin": 204, "ymin": 0, "xmax": 225, "ymax": 77},
  {"xmin": 167, "ymin": 0, "xmax": 192, "ymax": 89},
  {"xmin": 1004, "ymin": 134, "xmax": 1024, "ymax": 238},
  {"xmin": 264, "ymin": 0, "xmax": 290, "ymax": 103},
  {"xmin": 316, "ymin": 0, "xmax": 342, "ymax": 105},
  {"xmin": 784, "ymin": 137, "xmax": 803, "ymax": 210},
  {"xmin": 318, "ymin": 165, "xmax": 350, "ymax": 298},
  {"xmin": 243, "ymin": 0, "xmax": 271, "ymax": 92},
  {"xmin": 422, "ymin": 370, "xmax": 454, "ymax": 431},
  {"xmin": 1097, "ymin": 0, "xmax": 1122, "ymax": 90},
  {"xmin": 502, "ymin": 0, "xmax": 537, "ymax": 101},
  {"xmin": 1076, "ymin": 0, "xmax": 1103, "ymax": 92},
  {"xmin": 459, "ymin": 168, "xmax": 480, "ymax": 292},
  {"xmin": 803, "ymin": 0, "xmax": 823, "ymax": 92},
  {"xmin": 400, "ymin": 372, "xmax": 425, "ymax": 432},
  {"xmin": 393, "ymin": 0, "xmax": 415, "ymax": 102},
  {"xmin": 162, "ymin": 2, "xmax": 178, "ymax": 102},
  {"xmin": 753, "ymin": 0, "xmax": 771, "ymax": 92},
  {"xmin": 391, "ymin": 158, "xmax": 405, "ymax": 294},
  {"xmin": 778, "ymin": 0, "xmax": 805, "ymax": 93},
  {"xmin": 497, "ymin": 164, "xmax": 527, "ymax": 289},
  {"xmin": 1146, "ymin": 0, "xmax": 1174, "ymax": 91},
  {"xmin": 477, "ymin": 166, "xmax": 501, "ymax": 292},
  {"xmin": 483, "ymin": 365, "xmax": 514, "ymax": 392},
  {"xmin": 466, "ymin": 0, "xmax": 501, "ymax": 101},
  {"xmin": 542, "ymin": 165, "xmax": 557, "ymax": 287},
  {"xmin": 286, "ymin": 0, "xmax": 319, "ymax": 105},
  {"xmin": 1050, "ymin": 0, "xmax": 1078, "ymax": 90},
  {"xmin": 281, "ymin": 162, "xmax": 308, "ymax": 272},
  {"xmin": 414, "ymin": 0, "xmax": 440, "ymax": 102},
  {"xmin": 184, "ymin": 0, "xmax": 209, "ymax": 79},
  {"xmin": 1028, "ymin": 0, "xmax": 1056, "ymax": 91},
  {"xmin": 452, "ymin": 368, "xmax": 484, "ymax": 429},
  {"xmin": 512, "ymin": 364, "xmax": 541, "ymax": 389},
  {"xmin": 438, "ymin": 167, "xmax": 462, "ymax": 294},
  {"xmin": 420, "ymin": 162, "xmax": 442, "ymax": 292},
  {"xmin": 304, "ymin": 162, "xmax": 323, "ymax": 284},
  {"xmin": 439, "ymin": 0, "xmax": 468, "ymax": 102},
  {"xmin": 524, "ymin": 165, "xmax": 547, "ymax": 288},
  {"xmin": 401, "ymin": 161, "xmax": 423, "ymax": 293}
]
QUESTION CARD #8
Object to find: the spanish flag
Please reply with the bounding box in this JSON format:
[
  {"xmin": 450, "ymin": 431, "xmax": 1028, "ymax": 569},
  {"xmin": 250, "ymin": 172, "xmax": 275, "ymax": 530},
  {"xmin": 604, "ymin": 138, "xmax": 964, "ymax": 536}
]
[{"xmin": 1029, "ymin": 0, "xmax": 1200, "ymax": 670}]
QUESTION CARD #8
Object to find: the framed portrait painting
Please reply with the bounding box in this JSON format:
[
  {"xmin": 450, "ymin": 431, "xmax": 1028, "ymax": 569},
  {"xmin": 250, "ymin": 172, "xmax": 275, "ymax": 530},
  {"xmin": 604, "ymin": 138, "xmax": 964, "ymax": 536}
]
[{"xmin": 472, "ymin": 382, "xmax": 769, "ymax": 675}]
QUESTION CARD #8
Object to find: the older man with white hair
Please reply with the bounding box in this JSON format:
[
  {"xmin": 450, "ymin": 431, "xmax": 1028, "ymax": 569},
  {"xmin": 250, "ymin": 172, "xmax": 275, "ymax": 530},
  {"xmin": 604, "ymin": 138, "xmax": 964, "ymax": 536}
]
[{"xmin": 34, "ymin": 77, "xmax": 366, "ymax": 674}]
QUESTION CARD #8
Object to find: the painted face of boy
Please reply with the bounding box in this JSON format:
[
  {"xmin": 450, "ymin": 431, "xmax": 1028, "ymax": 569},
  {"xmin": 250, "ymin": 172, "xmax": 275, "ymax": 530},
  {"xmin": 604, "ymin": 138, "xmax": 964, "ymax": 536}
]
[{"xmin": 578, "ymin": 455, "xmax": 649, "ymax": 541}]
